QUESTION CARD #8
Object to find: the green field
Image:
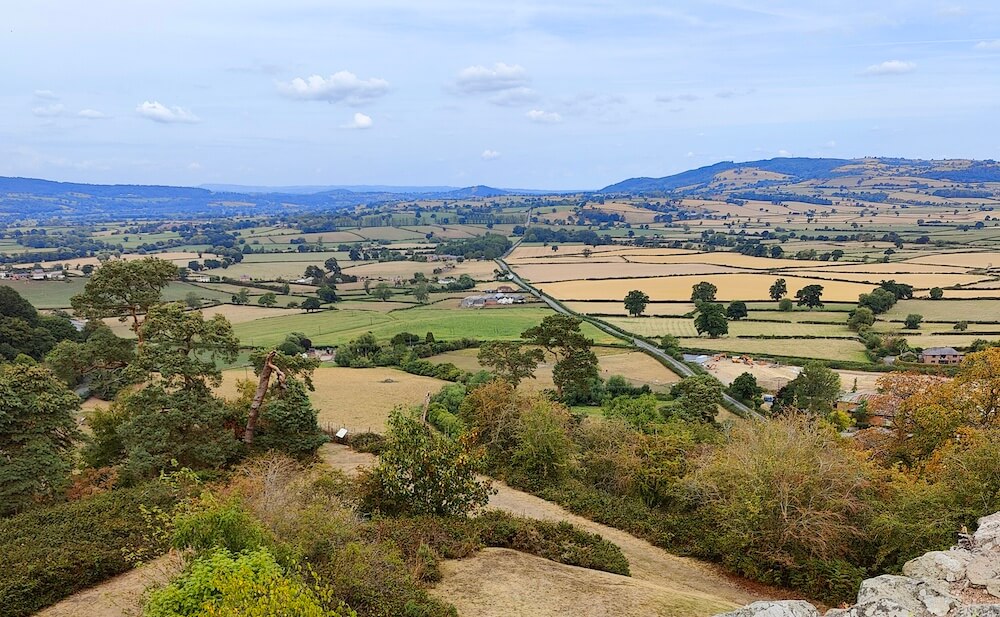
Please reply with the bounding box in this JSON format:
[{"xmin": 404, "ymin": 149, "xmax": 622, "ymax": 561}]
[
  {"xmin": 604, "ymin": 316, "xmax": 855, "ymax": 339},
  {"xmin": 232, "ymin": 305, "xmax": 619, "ymax": 348},
  {"xmin": 0, "ymin": 279, "xmax": 234, "ymax": 309}
]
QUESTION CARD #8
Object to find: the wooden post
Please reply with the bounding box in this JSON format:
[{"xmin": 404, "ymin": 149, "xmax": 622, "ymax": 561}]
[{"xmin": 243, "ymin": 350, "xmax": 286, "ymax": 445}]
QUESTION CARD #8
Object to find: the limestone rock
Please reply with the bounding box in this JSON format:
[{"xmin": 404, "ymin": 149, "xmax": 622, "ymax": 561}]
[
  {"xmin": 953, "ymin": 605, "xmax": 1000, "ymax": 617},
  {"xmin": 975, "ymin": 513, "xmax": 1000, "ymax": 553},
  {"xmin": 967, "ymin": 555, "xmax": 1000, "ymax": 597},
  {"xmin": 856, "ymin": 575, "xmax": 958, "ymax": 617},
  {"xmin": 836, "ymin": 598, "xmax": 913, "ymax": 617},
  {"xmin": 903, "ymin": 550, "xmax": 974, "ymax": 583},
  {"xmin": 716, "ymin": 600, "xmax": 821, "ymax": 617}
]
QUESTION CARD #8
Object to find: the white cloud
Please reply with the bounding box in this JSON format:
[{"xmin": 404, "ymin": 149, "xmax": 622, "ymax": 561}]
[
  {"xmin": 77, "ymin": 109, "xmax": 108, "ymax": 120},
  {"xmin": 454, "ymin": 62, "xmax": 529, "ymax": 95},
  {"xmin": 136, "ymin": 101, "xmax": 200, "ymax": 124},
  {"xmin": 777, "ymin": 149, "xmax": 792, "ymax": 157},
  {"xmin": 187, "ymin": 162, "xmax": 202, "ymax": 171},
  {"xmin": 481, "ymin": 149, "xmax": 501, "ymax": 160},
  {"xmin": 278, "ymin": 71, "xmax": 389, "ymax": 105},
  {"xmin": 716, "ymin": 88, "xmax": 755, "ymax": 99},
  {"xmin": 685, "ymin": 151, "xmax": 695, "ymax": 158},
  {"xmin": 824, "ymin": 140, "xmax": 838, "ymax": 149},
  {"xmin": 489, "ymin": 86, "xmax": 539, "ymax": 106},
  {"xmin": 526, "ymin": 109, "xmax": 562, "ymax": 124},
  {"xmin": 32, "ymin": 103, "xmax": 65, "ymax": 117},
  {"xmin": 343, "ymin": 112, "xmax": 374, "ymax": 129},
  {"xmin": 975, "ymin": 40, "xmax": 1000, "ymax": 50},
  {"xmin": 33, "ymin": 89, "xmax": 58, "ymax": 100},
  {"xmin": 861, "ymin": 60, "xmax": 916, "ymax": 76}
]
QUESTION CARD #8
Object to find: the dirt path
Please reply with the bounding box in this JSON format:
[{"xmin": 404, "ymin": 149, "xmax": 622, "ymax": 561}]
[
  {"xmin": 33, "ymin": 554, "xmax": 183, "ymax": 617},
  {"xmin": 320, "ymin": 443, "xmax": 775, "ymax": 616}
]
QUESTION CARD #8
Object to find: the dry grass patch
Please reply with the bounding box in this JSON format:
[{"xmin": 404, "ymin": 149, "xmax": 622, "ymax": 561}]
[
  {"xmin": 215, "ymin": 366, "xmax": 448, "ymax": 433},
  {"xmin": 678, "ymin": 337, "xmax": 868, "ymax": 362},
  {"xmin": 790, "ymin": 271, "xmax": 990, "ymax": 288},
  {"xmin": 515, "ymin": 262, "xmax": 741, "ymax": 283},
  {"xmin": 199, "ymin": 304, "xmax": 291, "ymax": 324},
  {"xmin": 909, "ymin": 252, "xmax": 1000, "ymax": 269},
  {"xmin": 564, "ymin": 301, "xmax": 696, "ymax": 316}
]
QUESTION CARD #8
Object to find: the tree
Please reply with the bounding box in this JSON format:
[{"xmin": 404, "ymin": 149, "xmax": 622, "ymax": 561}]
[
  {"xmin": 694, "ymin": 302, "xmax": 728, "ymax": 338},
  {"xmin": 359, "ymin": 408, "xmax": 494, "ymax": 516},
  {"xmin": 257, "ymin": 292, "xmax": 277, "ymax": 307},
  {"xmin": 184, "ymin": 291, "xmax": 202, "ymax": 308},
  {"xmin": 552, "ymin": 347, "xmax": 600, "ymax": 403},
  {"xmin": 954, "ymin": 321, "xmax": 969, "ymax": 332},
  {"xmin": 904, "ymin": 314, "xmax": 923, "ymax": 329},
  {"xmin": 879, "ymin": 280, "xmax": 914, "ymax": 300},
  {"xmin": 848, "ymin": 307, "xmax": 875, "ymax": 332},
  {"xmin": 691, "ymin": 281, "xmax": 718, "ymax": 304},
  {"xmin": 953, "ymin": 348, "xmax": 1000, "ymax": 425},
  {"xmin": 624, "ymin": 289, "xmax": 650, "ymax": 317},
  {"xmin": 70, "ymin": 257, "xmax": 178, "ymax": 344},
  {"xmin": 795, "ymin": 284, "xmax": 824, "ymax": 309},
  {"xmin": 0, "ymin": 363, "xmax": 82, "ymax": 516},
  {"xmin": 231, "ymin": 288, "xmax": 250, "ymax": 305},
  {"xmin": 303, "ymin": 265, "xmax": 324, "ymax": 284},
  {"xmin": 603, "ymin": 394, "xmax": 663, "ymax": 431},
  {"xmin": 324, "ymin": 257, "xmax": 341, "ymax": 276},
  {"xmin": 581, "ymin": 247, "xmax": 593, "ymax": 258},
  {"xmin": 726, "ymin": 301, "xmax": 748, "ymax": 321},
  {"xmin": 929, "ymin": 287, "xmax": 944, "ymax": 300},
  {"xmin": 477, "ymin": 341, "xmax": 544, "ymax": 386},
  {"xmin": 660, "ymin": 334, "xmax": 680, "ymax": 355},
  {"xmin": 372, "ymin": 282, "xmax": 393, "ymax": 301},
  {"xmin": 316, "ymin": 285, "xmax": 339, "ymax": 303},
  {"xmin": 46, "ymin": 324, "xmax": 135, "ymax": 399},
  {"xmin": 521, "ymin": 315, "xmax": 592, "ymax": 361},
  {"xmin": 409, "ymin": 281, "xmax": 429, "ymax": 304},
  {"xmin": 780, "ymin": 362, "xmax": 841, "ymax": 415},
  {"xmin": 729, "ymin": 372, "xmax": 763, "ymax": 406},
  {"xmin": 778, "ymin": 297, "xmax": 794, "ymax": 311},
  {"xmin": 301, "ymin": 297, "xmax": 321, "ymax": 312},
  {"xmin": 831, "ymin": 249, "xmax": 844, "ymax": 261},
  {"xmin": 769, "ymin": 278, "xmax": 788, "ymax": 301},
  {"xmin": 666, "ymin": 374, "xmax": 724, "ymax": 423},
  {"xmin": 858, "ymin": 288, "xmax": 897, "ymax": 315}
]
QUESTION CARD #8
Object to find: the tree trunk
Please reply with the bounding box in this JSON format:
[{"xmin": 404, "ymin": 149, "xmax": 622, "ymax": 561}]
[{"xmin": 244, "ymin": 350, "xmax": 279, "ymax": 445}]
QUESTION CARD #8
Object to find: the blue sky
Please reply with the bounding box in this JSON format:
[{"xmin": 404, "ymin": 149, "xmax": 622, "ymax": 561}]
[{"xmin": 2, "ymin": 1, "xmax": 1000, "ymax": 189}]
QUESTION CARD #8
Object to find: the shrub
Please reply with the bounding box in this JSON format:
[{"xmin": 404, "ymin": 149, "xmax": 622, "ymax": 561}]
[{"xmin": 0, "ymin": 483, "xmax": 176, "ymax": 617}]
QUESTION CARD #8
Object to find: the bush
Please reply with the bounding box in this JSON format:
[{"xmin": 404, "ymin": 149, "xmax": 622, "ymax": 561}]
[{"xmin": 0, "ymin": 483, "xmax": 176, "ymax": 617}]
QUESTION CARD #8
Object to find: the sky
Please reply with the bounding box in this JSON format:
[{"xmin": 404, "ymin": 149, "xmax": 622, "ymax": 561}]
[{"xmin": 2, "ymin": 1, "xmax": 1000, "ymax": 190}]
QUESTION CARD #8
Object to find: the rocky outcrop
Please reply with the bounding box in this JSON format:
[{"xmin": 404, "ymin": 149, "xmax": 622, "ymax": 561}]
[{"xmin": 715, "ymin": 513, "xmax": 1000, "ymax": 617}]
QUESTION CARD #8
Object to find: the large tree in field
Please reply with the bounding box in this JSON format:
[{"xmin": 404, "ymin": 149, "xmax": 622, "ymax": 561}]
[
  {"xmin": 0, "ymin": 363, "xmax": 82, "ymax": 516},
  {"xmin": 769, "ymin": 278, "xmax": 787, "ymax": 302},
  {"xmin": 477, "ymin": 341, "xmax": 544, "ymax": 387},
  {"xmin": 795, "ymin": 284, "xmax": 825, "ymax": 309},
  {"xmin": 522, "ymin": 315, "xmax": 598, "ymax": 399},
  {"xmin": 777, "ymin": 362, "xmax": 841, "ymax": 415},
  {"xmin": 691, "ymin": 281, "xmax": 718, "ymax": 304},
  {"xmin": 624, "ymin": 290, "xmax": 650, "ymax": 317},
  {"xmin": 694, "ymin": 302, "xmax": 728, "ymax": 338},
  {"xmin": 71, "ymin": 257, "xmax": 178, "ymax": 344},
  {"xmin": 726, "ymin": 301, "xmax": 748, "ymax": 321}
]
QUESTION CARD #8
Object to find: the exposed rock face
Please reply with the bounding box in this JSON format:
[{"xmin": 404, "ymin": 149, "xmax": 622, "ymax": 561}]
[{"xmin": 714, "ymin": 512, "xmax": 1000, "ymax": 617}]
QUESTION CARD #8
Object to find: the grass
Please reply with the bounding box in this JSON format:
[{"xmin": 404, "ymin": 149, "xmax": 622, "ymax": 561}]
[
  {"xmin": 604, "ymin": 317, "xmax": 854, "ymax": 338},
  {"xmin": 884, "ymin": 299, "xmax": 1000, "ymax": 323},
  {"xmin": 231, "ymin": 305, "xmax": 619, "ymax": 348},
  {"xmin": 678, "ymin": 337, "xmax": 869, "ymax": 362}
]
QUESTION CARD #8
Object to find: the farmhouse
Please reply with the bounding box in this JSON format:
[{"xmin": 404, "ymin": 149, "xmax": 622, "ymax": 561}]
[
  {"xmin": 460, "ymin": 293, "xmax": 526, "ymax": 308},
  {"xmin": 919, "ymin": 347, "xmax": 964, "ymax": 365}
]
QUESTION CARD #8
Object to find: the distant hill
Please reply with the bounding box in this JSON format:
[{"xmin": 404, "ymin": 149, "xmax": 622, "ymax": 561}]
[
  {"xmin": 0, "ymin": 177, "xmax": 530, "ymax": 221},
  {"xmin": 600, "ymin": 157, "xmax": 1000, "ymax": 195},
  {"xmin": 200, "ymin": 184, "xmax": 462, "ymax": 195}
]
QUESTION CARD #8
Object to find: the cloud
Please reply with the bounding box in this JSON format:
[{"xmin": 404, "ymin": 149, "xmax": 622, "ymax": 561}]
[
  {"xmin": 526, "ymin": 109, "xmax": 562, "ymax": 124},
  {"xmin": 187, "ymin": 162, "xmax": 203, "ymax": 171},
  {"xmin": 657, "ymin": 93, "xmax": 700, "ymax": 103},
  {"xmin": 824, "ymin": 140, "xmax": 838, "ymax": 149},
  {"xmin": 77, "ymin": 109, "xmax": 108, "ymax": 120},
  {"xmin": 861, "ymin": 60, "xmax": 916, "ymax": 76},
  {"xmin": 343, "ymin": 112, "xmax": 374, "ymax": 129},
  {"xmin": 32, "ymin": 103, "xmax": 65, "ymax": 117},
  {"xmin": 278, "ymin": 71, "xmax": 389, "ymax": 105},
  {"xmin": 489, "ymin": 86, "xmax": 539, "ymax": 106},
  {"xmin": 715, "ymin": 88, "xmax": 755, "ymax": 99},
  {"xmin": 453, "ymin": 62, "xmax": 530, "ymax": 95},
  {"xmin": 777, "ymin": 149, "xmax": 792, "ymax": 157},
  {"xmin": 685, "ymin": 151, "xmax": 695, "ymax": 158},
  {"xmin": 975, "ymin": 40, "xmax": 1000, "ymax": 50},
  {"xmin": 481, "ymin": 149, "xmax": 501, "ymax": 160},
  {"xmin": 33, "ymin": 90, "xmax": 58, "ymax": 100},
  {"xmin": 136, "ymin": 101, "xmax": 200, "ymax": 124}
]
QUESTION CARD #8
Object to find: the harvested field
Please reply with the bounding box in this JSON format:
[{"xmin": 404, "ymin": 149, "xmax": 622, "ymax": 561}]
[
  {"xmin": 341, "ymin": 259, "xmax": 497, "ymax": 280},
  {"xmin": 540, "ymin": 274, "xmax": 873, "ymax": 302},
  {"xmin": 790, "ymin": 271, "xmax": 990, "ymax": 288},
  {"xmin": 909, "ymin": 252, "xmax": 1000, "ymax": 268},
  {"xmin": 605, "ymin": 317, "xmax": 852, "ymax": 339},
  {"xmin": 679, "ymin": 337, "xmax": 868, "ymax": 362},
  {"xmin": 198, "ymin": 304, "xmax": 291, "ymax": 324},
  {"xmin": 516, "ymin": 262, "xmax": 742, "ymax": 283},
  {"xmin": 884, "ymin": 299, "xmax": 1000, "ymax": 322},
  {"xmin": 564, "ymin": 301, "xmax": 696, "ymax": 317},
  {"xmin": 215, "ymin": 366, "xmax": 448, "ymax": 433}
]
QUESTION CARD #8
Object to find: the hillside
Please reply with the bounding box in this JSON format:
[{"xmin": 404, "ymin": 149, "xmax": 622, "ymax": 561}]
[{"xmin": 601, "ymin": 157, "xmax": 1000, "ymax": 197}]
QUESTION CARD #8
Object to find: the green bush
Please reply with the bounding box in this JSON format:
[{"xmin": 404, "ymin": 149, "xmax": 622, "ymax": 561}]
[{"xmin": 0, "ymin": 483, "xmax": 175, "ymax": 617}]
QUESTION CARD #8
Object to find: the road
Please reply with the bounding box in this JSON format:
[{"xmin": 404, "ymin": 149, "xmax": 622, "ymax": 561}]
[{"xmin": 496, "ymin": 257, "xmax": 761, "ymax": 419}]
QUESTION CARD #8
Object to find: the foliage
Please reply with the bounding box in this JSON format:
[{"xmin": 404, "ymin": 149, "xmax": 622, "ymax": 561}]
[
  {"xmin": 433, "ymin": 233, "xmax": 512, "ymax": 259},
  {"xmin": 694, "ymin": 302, "xmax": 728, "ymax": 337},
  {"xmin": 929, "ymin": 287, "xmax": 944, "ymax": 300},
  {"xmin": 602, "ymin": 393, "xmax": 663, "ymax": 431},
  {"xmin": 769, "ymin": 278, "xmax": 787, "ymax": 301},
  {"xmin": 0, "ymin": 482, "xmax": 176, "ymax": 617},
  {"xmin": 623, "ymin": 289, "xmax": 650, "ymax": 317},
  {"xmin": 795, "ymin": 284, "xmax": 824, "ymax": 309},
  {"xmin": 725, "ymin": 301, "xmax": 748, "ymax": 321},
  {"xmin": 847, "ymin": 307, "xmax": 875, "ymax": 332},
  {"xmin": 690, "ymin": 281, "xmax": 718, "ymax": 304},
  {"xmin": 552, "ymin": 347, "xmax": 601, "ymax": 404},
  {"xmin": 666, "ymin": 374, "xmax": 724, "ymax": 422},
  {"xmin": 778, "ymin": 297, "xmax": 794, "ymax": 311},
  {"xmin": 476, "ymin": 341, "xmax": 543, "ymax": 386},
  {"xmin": 70, "ymin": 257, "xmax": 178, "ymax": 341},
  {"xmin": 858, "ymin": 288, "xmax": 897, "ymax": 315},
  {"xmin": 904, "ymin": 313, "xmax": 923, "ymax": 329},
  {"xmin": 776, "ymin": 362, "xmax": 841, "ymax": 416},
  {"xmin": 358, "ymin": 408, "xmax": 493, "ymax": 516},
  {"xmin": 47, "ymin": 323, "xmax": 135, "ymax": 398},
  {"xmin": 728, "ymin": 371, "xmax": 763, "ymax": 407},
  {"xmin": 144, "ymin": 547, "xmax": 355, "ymax": 617},
  {"xmin": 0, "ymin": 363, "xmax": 82, "ymax": 516}
]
